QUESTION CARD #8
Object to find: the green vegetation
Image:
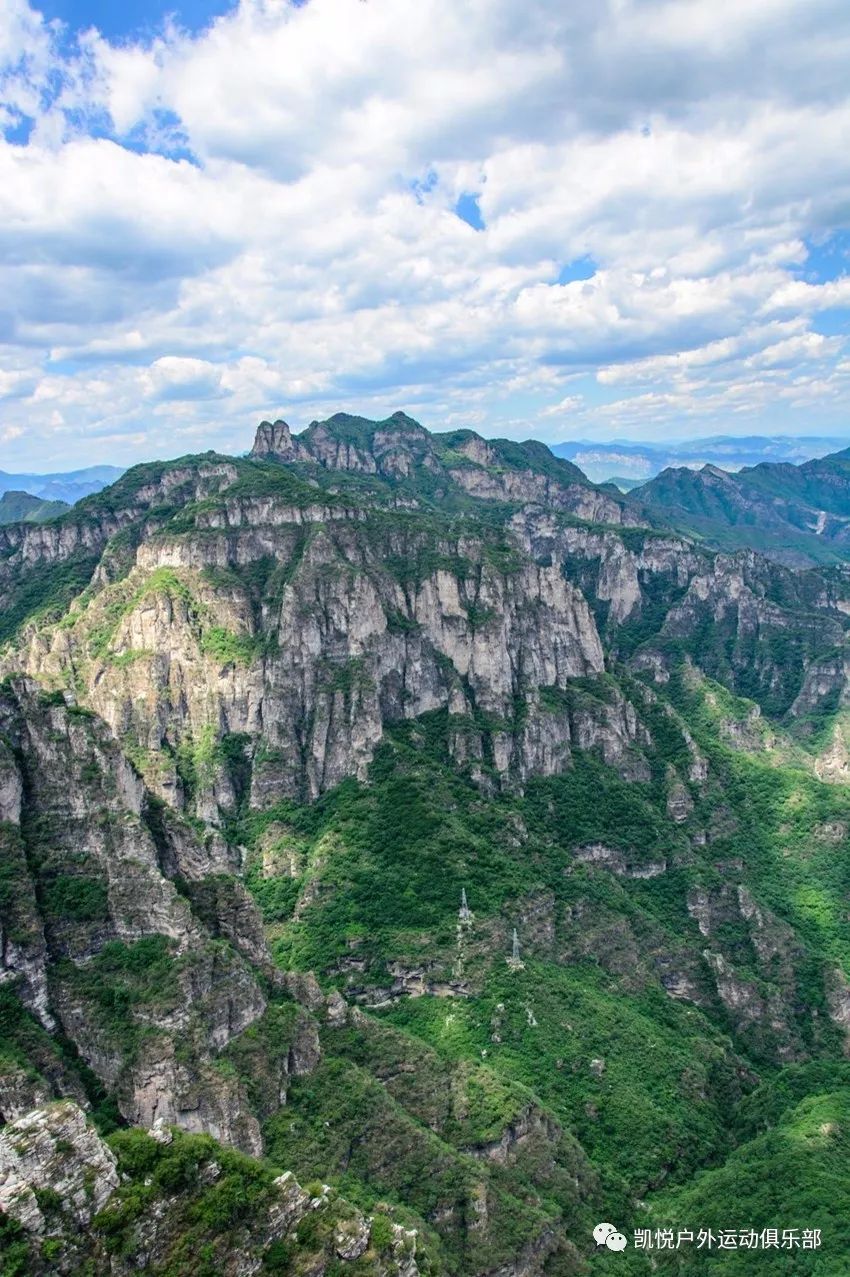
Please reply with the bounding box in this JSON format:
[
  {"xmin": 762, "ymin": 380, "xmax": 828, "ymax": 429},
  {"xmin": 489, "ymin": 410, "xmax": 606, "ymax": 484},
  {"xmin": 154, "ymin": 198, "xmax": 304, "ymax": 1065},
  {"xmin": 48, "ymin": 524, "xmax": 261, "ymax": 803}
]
[
  {"xmin": 41, "ymin": 874, "xmax": 109, "ymax": 922},
  {"xmin": 96, "ymin": 1127, "xmax": 278, "ymax": 1258},
  {"xmin": 200, "ymin": 626, "xmax": 261, "ymax": 667},
  {"xmin": 226, "ymin": 663, "xmax": 850, "ymax": 1268},
  {"xmin": 54, "ymin": 936, "xmax": 182, "ymax": 1053},
  {"xmin": 263, "ymin": 1053, "xmax": 565, "ymax": 1274},
  {"xmin": 0, "ymin": 491, "xmax": 69, "ymax": 525},
  {"xmin": 624, "ymin": 1088, "xmax": 850, "ymax": 1274},
  {"xmin": 0, "ymin": 551, "xmax": 99, "ymax": 645},
  {"xmin": 0, "ymin": 1210, "xmax": 30, "ymax": 1276}
]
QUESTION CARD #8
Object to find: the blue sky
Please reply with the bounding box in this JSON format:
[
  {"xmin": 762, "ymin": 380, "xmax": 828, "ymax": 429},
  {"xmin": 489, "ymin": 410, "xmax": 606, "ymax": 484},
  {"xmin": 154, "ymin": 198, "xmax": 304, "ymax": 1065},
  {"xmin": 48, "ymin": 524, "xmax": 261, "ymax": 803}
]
[
  {"xmin": 37, "ymin": 0, "xmax": 236, "ymax": 40},
  {"xmin": 0, "ymin": 0, "xmax": 849, "ymax": 470}
]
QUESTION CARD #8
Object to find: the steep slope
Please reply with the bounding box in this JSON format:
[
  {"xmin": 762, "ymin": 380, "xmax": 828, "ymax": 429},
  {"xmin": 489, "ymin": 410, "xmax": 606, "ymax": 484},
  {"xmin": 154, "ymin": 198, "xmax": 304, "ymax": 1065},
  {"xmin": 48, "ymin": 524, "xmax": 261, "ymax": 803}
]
[{"xmin": 3, "ymin": 412, "xmax": 850, "ymax": 1273}]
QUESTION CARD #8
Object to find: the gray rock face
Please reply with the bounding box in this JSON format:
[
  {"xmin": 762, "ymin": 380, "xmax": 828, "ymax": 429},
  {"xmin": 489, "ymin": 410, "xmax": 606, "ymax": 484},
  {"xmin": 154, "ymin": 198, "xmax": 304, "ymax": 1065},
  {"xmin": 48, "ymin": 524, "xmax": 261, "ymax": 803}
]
[
  {"xmin": 571, "ymin": 843, "xmax": 666, "ymax": 879},
  {"xmin": 0, "ymin": 679, "xmax": 312, "ymax": 1156},
  {"xmin": 689, "ymin": 882, "xmax": 806, "ymax": 1061},
  {"xmin": 12, "ymin": 508, "xmax": 616, "ymax": 813},
  {"xmin": 251, "ymin": 419, "xmax": 301, "ymax": 461},
  {"xmin": 0, "ymin": 739, "xmax": 22, "ymax": 824},
  {"xmin": 0, "ymin": 680, "xmax": 203, "ymax": 968},
  {"xmin": 666, "ymin": 767, "xmax": 694, "ymax": 823},
  {"xmin": 121, "ymin": 1036, "xmax": 265, "ymax": 1155},
  {"xmin": 0, "ymin": 1068, "xmax": 53, "ymax": 1124},
  {"xmin": 0, "ymin": 1102, "xmax": 419, "ymax": 1277},
  {"xmin": 0, "ymin": 1101, "xmax": 119, "ymax": 1234}
]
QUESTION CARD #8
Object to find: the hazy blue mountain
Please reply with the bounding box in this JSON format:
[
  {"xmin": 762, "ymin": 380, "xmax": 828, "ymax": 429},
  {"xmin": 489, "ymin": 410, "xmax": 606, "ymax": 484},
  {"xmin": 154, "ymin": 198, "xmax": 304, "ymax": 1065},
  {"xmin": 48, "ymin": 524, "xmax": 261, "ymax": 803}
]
[
  {"xmin": 0, "ymin": 464, "xmax": 125, "ymax": 505},
  {"xmin": 551, "ymin": 435, "xmax": 849, "ymax": 483}
]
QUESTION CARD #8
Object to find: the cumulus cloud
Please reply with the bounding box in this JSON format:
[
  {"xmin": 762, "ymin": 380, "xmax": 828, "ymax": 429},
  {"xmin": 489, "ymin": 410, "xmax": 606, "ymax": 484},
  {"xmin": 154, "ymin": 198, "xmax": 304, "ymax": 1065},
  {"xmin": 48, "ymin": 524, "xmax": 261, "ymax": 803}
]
[{"xmin": 0, "ymin": 0, "xmax": 848, "ymax": 467}]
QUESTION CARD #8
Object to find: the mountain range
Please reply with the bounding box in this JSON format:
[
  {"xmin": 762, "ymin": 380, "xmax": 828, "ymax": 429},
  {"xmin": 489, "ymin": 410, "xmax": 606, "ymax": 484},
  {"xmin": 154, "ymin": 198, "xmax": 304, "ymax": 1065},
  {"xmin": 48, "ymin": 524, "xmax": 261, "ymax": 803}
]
[
  {"xmin": 4, "ymin": 438, "xmax": 846, "ymax": 508},
  {"xmin": 551, "ymin": 435, "xmax": 849, "ymax": 484},
  {"xmin": 0, "ymin": 465, "xmax": 124, "ymax": 506},
  {"xmin": 631, "ymin": 446, "xmax": 850, "ymax": 567},
  {"xmin": 1, "ymin": 412, "xmax": 850, "ymax": 1274}
]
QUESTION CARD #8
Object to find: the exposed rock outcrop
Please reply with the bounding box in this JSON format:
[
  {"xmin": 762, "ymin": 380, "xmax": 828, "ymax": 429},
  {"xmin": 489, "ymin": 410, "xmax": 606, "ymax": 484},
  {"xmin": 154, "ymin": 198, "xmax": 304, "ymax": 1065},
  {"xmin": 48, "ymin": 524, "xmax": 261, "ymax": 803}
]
[
  {"xmin": 0, "ymin": 1101, "xmax": 419, "ymax": 1277},
  {"xmin": 0, "ymin": 1101, "xmax": 118, "ymax": 1234}
]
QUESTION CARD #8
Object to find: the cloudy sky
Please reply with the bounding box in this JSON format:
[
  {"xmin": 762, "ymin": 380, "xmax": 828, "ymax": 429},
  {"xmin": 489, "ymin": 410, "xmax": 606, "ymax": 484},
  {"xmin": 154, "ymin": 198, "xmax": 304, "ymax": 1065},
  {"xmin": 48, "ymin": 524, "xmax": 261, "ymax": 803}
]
[{"xmin": 1, "ymin": 0, "xmax": 849, "ymax": 470}]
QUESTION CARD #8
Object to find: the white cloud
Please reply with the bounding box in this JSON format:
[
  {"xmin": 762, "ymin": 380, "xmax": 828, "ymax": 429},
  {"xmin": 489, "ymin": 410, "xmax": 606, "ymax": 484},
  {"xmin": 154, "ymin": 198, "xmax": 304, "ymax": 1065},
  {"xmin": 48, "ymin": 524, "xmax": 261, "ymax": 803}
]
[
  {"xmin": 0, "ymin": 0, "xmax": 53, "ymax": 127},
  {"xmin": 0, "ymin": 0, "xmax": 848, "ymax": 467},
  {"xmin": 141, "ymin": 355, "xmax": 230, "ymax": 402}
]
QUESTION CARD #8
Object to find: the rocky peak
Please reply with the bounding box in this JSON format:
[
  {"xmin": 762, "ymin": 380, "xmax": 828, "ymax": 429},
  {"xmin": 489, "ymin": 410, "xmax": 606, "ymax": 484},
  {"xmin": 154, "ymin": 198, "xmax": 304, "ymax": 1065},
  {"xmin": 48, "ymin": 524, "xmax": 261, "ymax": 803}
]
[
  {"xmin": 298, "ymin": 410, "xmax": 435, "ymax": 478},
  {"xmin": 250, "ymin": 418, "xmax": 302, "ymax": 461},
  {"xmin": 247, "ymin": 410, "xmax": 603, "ymax": 499}
]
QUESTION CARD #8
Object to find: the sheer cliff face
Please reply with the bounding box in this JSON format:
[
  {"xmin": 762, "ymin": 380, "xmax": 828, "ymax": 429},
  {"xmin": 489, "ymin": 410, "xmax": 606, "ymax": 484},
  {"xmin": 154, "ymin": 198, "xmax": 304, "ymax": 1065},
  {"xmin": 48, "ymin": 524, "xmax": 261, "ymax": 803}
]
[
  {"xmin": 9, "ymin": 420, "xmax": 844, "ymax": 822},
  {"xmin": 0, "ymin": 679, "xmax": 276, "ymax": 1155},
  {"xmin": 5, "ymin": 423, "xmax": 650, "ymax": 814}
]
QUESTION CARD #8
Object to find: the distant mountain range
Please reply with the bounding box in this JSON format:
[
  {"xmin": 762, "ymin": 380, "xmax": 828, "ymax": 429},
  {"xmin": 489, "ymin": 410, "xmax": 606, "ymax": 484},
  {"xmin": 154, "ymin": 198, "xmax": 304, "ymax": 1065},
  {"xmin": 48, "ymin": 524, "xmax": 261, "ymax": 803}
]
[
  {"xmin": 629, "ymin": 446, "xmax": 850, "ymax": 567},
  {"xmin": 551, "ymin": 435, "xmax": 850, "ymax": 484},
  {"xmin": 0, "ymin": 464, "xmax": 124, "ymax": 506}
]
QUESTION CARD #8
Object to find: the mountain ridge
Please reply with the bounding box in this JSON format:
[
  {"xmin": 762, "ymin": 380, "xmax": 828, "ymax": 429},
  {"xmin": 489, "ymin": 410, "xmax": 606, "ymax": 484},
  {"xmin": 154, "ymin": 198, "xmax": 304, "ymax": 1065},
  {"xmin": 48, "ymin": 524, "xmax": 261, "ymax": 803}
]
[{"xmin": 633, "ymin": 443, "xmax": 850, "ymax": 566}]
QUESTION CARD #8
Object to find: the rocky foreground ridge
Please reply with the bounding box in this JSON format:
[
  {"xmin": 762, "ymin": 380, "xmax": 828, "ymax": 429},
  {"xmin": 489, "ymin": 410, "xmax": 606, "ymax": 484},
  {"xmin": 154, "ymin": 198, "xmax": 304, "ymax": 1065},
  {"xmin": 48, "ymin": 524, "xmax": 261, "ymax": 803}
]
[{"xmin": 0, "ymin": 1100, "xmax": 419, "ymax": 1275}]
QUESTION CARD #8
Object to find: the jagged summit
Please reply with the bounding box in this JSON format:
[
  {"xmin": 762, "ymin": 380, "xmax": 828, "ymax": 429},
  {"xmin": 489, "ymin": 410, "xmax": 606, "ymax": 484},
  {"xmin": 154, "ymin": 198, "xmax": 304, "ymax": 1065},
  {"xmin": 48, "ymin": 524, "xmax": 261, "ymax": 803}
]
[
  {"xmin": 250, "ymin": 417, "xmax": 298, "ymax": 460},
  {"xmin": 250, "ymin": 410, "xmax": 434, "ymax": 471},
  {"xmin": 247, "ymin": 409, "xmax": 607, "ymax": 509}
]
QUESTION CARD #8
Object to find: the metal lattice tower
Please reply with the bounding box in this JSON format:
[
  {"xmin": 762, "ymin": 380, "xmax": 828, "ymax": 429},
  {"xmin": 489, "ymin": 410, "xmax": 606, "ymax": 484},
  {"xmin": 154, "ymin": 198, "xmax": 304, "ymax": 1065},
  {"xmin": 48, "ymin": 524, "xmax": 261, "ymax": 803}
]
[{"xmin": 506, "ymin": 926, "xmax": 525, "ymax": 970}]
